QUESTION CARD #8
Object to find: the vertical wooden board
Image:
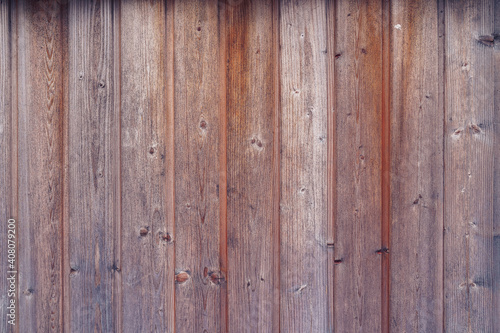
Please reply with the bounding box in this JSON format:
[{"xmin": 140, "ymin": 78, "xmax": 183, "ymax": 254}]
[
  {"xmin": 165, "ymin": 0, "xmax": 176, "ymax": 331},
  {"xmin": 225, "ymin": 0, "xmax": 276, "ymax": 331},
  {"xmin": 17, "ymin": 0, "xmax": 67, "ymax": 331},
  {"xmin": 334, "ymin": 0, "xmax": 383, "ymax": 331},
  {"xmin": 389, "ymin": 0, "xmax": 443, "ymax": 331},
  {"xmin": 326, "ymin": 1, "xmax": 336, "ymax": 332},
  {"xmin": 0, "ymin": 0, "xmax": 14, "ymax": 331},
  {"xmin": 173, "ymin": 0, "xmax": 222, "ymax": 331},
  {"xmin": 494, "ymin": 1, "xmax": 500, "ymax": 330},
  {"xmin": 279, "ymin": 0, "xmax": 329, "ymax": 331},
  {"xmin": 120, "ymin": 0, "xmax": 174, "ymax": 331},
  {"xmin": 444, "ymin": 0, "xmax": 495, "ymax": 331},
  {"xmin": 67, "ymin": 0, "xmax": 118, "ymax": 331}
]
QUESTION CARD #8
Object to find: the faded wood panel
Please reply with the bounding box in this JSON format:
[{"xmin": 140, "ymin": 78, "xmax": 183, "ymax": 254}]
[
  {"xmin": 0, "ymin": 1, "xmax": 15, "ymax": 331},
  {"xmin": 495, "ymin": 1, "xmax": 500, "ymax": 331},
  {"xmin": 17, "ymin": 0, "xmax": 67, "ymax": 331},
  {"xmin": 326, "ymin": 1, "xmax": 336, "ymax": 332},
  {"xmin": 444, "ymin": 0, "xmax": 495, "ymax": 331},
  {"xmin": 4, "ymin": 1, "xmax": 500, "ymax": 332},
  {"xmin": 279, "ymin": 0, "xmax": 329, "ymax": 331},
  {"xmin": 173, "ymin": 0, "xmax": 222, "ymax": 332},
  {"xmin": 120, "ymin": 0, "xmax": 174, "ymax": 331},
  {"xmin": 225, "ymin": 0, "xmax": 277, "ymax": 331},
  {"xmin": 389, "ymin": 0, "xmax": 443, "ymax": 331},
  {"xmin": 334, "ymin": 0, "xmax": 384, "ymax": 332},
  {"xmin": 67, "ymin": 0, "xmax": 118, "ymax": 331}
]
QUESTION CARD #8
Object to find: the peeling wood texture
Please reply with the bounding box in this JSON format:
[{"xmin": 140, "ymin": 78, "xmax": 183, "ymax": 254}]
[{"xmin": 1, "ymin": 0, "xmax": 500, "ymax": 332}]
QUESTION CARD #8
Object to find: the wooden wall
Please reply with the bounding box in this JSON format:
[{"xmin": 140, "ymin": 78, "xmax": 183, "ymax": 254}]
[{"xmin": 1, "ymin": 0, "xmax": 499, "ymax": 331}]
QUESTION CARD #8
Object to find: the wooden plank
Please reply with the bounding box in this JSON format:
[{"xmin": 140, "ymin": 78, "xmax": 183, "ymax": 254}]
[
  {"xmin": 389, "ymin": 0, "xmax": 443, "ymax": 331},
  {"xmin": 326, "ymin": 1, "xmax": 336, "ymax": 332},
  {"xmin": 173, "ymin": 0, "xmax": 222, "ymax": 331},
  {"xmin": 444, "ymin": 0, "xmax": 495, "ymax": 331},
  {"xmin": 17, "ymin": 0, "xmax": 67, "ymax": 331},
  {"xmin": 112, "ymin": 1, "xmax": 123, "ymax": 332},
  {"xmin": 119, "ymin": 0, "xmax": 174, "ymax": 331},
  {"xmin": 271, "ymin": 1, "xmax": 280, "ymax": 332},
  {"xmin": 165, "ymin": 0, "xmax": 176, "ymax": 331},
  {"xmin": 225, "ymin": 0, "xmax": 277, "ymax": 331},
  {"xmin": 279, "ymin": 0, "xmax": 329, "ymax": 331},
  {"xmin": 0, "ymin": 1, "xmax": 16, "ymax": 331},
  {"xmin": 333, "ymin": 0, "xmax": 383, "ymax": 331},
  {"xmin": 494, "ymin": 1, "xmax": 500, "ymax": 331},
  {"xmin": 381, "ymin": 0, "xmax": 391, "ymax": 330},
  {"xmin": 67, "ymin": 0, "xmax": 118, "ymax": 331}
]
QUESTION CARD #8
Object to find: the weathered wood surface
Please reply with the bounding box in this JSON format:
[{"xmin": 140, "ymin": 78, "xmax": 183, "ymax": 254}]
[
  {"xmin": 67, "ymin": 0, "xmax": 118, "ymax": 331},
  {"xmin": 280, "ymin": 0, "xmax": 329, "ymax": 331},
  {"xmin": 443, "ymin": 0, "xmax": 495, "ymax": 331},
  {"xmin": 17, "ymin": 0, "xmax": 67, "ymax": 332},
  {"xmin": 1, "ymin": 0, "xmax": 499, "ymax": 332},
  {"xmin": 225, "ymin": 0, "xmax": 277, "ymax": 331},
  {"xmin": 334, "ymin": 1, "xmax": 384, "ymax": 331},
  {"xmin": 173, "ymin": 0, "xmax": 222, "ymax": 332},
  {"xmin": 0, "ymin": 1, "xmax": 16, "ymax": 332},
  {"xmin": 494, "ymin": 1, "xmax": 500, "ymax": 330},
  {"xmin": 390, "ymin": 0, "xmax": 443, "ymax": 332},
  {"xmin": 119, "ymin": 0, "xmax": 174, "ymax": 332}
]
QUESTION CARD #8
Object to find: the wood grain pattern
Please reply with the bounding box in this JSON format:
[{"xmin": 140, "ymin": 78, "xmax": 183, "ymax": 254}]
[
  {"xmin": 17, "ymin": 0, "xmax": 67, "ymax": 331},
  {"xmin": 279, "ymin": 0, "xmax": 329, "ymax": 331},
  {"xmin": 334, "ymin": 1, "xmax": 384, "ymax": 332},
  {"xmin": 2, "ymin": 1, "xmax": 499, "ymax": 331},
  {"xmin": 225, "ymin": 0, "xmax": 277, "ymax": 331},
  {"xmin": 444, "ymin": 0, "xmax": 495, "ymax": 331},
  {"xmin": 0, "ymin": 1, "xmax": 16, "ymax": 331},
  {"xmin": 326, "ymin": 1, "xmax": 336, "ymax": 332},
  {"xmin": 494, "ymin": 2, "xmax": 500, "ymax": 331},
  {"xmin": 389, "ymin": 0, "xmax": 444, "ymax": 331},
  {"xmin": 173, "ymin": 0, "xmax": 222, "ymax": 331},
  {"xmin": 67, "ymin": 0, "xmax": 118, "ymax": 331},
  {"xmin": 165, "ymin": 0, "xmax": 176, "ymax": 331},
  {"xmin": 119, "ymin": 0, "xmax": 174, "ymax": 331}
]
